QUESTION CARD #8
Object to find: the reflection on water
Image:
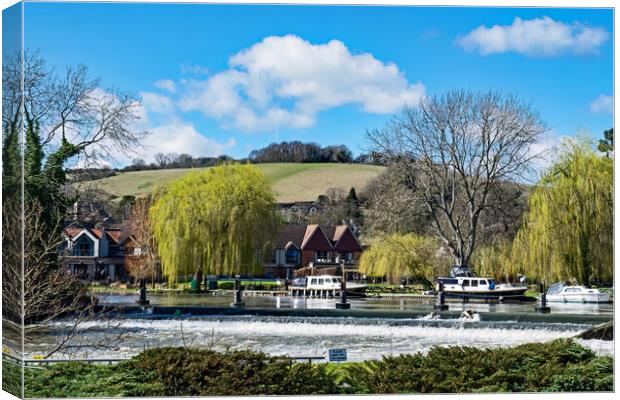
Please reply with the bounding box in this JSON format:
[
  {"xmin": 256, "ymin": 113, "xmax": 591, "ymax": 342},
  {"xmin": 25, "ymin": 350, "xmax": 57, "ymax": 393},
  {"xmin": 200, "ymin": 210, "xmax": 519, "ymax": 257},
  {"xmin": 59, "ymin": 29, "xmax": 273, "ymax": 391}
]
[{"xmin": 97, "ymin": 292, "xmax": 614, "ymax": 315}]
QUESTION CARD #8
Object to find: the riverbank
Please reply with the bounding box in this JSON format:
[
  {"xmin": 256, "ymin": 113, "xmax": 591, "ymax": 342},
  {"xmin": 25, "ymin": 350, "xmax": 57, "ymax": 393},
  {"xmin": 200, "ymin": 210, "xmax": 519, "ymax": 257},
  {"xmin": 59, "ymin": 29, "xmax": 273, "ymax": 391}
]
[{"xmin": 13, "ymin": 339, "xmax": 612, "ymax": 397}]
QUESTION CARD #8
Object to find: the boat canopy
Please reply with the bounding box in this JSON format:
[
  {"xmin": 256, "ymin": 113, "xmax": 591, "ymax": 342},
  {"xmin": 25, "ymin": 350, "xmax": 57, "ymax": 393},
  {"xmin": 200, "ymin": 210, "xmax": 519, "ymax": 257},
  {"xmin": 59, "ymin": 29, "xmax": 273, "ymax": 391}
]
[
  {"xmin": 450, "ymin": 266, "xmax": 476, "ymax": 278},
  {"xmin": 547, "ymin": 282, "xmax": 565, "ymax": 295}
]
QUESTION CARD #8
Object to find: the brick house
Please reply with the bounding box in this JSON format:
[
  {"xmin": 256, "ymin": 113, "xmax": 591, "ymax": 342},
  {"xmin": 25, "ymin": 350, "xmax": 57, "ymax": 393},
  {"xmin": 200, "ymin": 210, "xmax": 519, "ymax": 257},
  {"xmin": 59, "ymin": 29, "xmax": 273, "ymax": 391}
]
[
  {"xmin": 62, "ymin": 225, "xmax": 140, "ymax": 281},
  {"xmin": 263, "ymin": 224, "xmax": 363, "ymax": 279}
]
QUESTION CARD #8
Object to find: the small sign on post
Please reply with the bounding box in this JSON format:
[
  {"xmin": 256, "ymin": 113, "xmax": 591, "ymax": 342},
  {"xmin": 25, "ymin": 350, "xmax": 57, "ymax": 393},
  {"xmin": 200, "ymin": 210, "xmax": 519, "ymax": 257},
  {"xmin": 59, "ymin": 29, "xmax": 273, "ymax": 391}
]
[{"xmin": 328, "ymin": 348, "xmax": 347, "ymax": 362}]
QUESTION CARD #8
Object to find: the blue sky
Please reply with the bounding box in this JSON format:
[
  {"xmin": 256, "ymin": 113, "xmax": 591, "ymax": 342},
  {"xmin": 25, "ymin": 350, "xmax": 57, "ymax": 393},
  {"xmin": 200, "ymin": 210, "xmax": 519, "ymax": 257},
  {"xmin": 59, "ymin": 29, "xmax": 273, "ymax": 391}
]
[{"xmin": 22, "ymin": 3, "xmax": 613, "ymax": 166}]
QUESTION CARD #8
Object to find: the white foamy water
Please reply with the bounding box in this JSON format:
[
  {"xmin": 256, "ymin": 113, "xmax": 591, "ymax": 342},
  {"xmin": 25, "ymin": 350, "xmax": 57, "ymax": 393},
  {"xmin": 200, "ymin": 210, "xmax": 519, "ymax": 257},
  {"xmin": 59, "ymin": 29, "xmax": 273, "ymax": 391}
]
[{"xmin": 26, "ymin": 316, "xmax": 611, "ymax": 361}]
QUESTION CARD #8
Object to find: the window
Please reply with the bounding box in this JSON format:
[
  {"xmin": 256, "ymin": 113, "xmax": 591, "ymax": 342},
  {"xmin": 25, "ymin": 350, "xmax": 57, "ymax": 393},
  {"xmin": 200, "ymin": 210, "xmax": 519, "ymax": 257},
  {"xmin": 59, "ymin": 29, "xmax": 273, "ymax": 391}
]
[
  {"xmin": 285, "ymin": 248, "xmax": 299, "ymax": 264},
  {"xmin": 73, "ymin": 235, "xmax": 94, "ymax": 257},
  {"xmin": 462, "ymin": 280, "xmax": 470, "ymax": 287},
  {"xmin": 480, "ymin": 280, "xmax": 487, "ymax": 285},
  {"xmin": 315, "ymin": 251, "xmax": 328, "ymax": 261},
  {"xmin": 318, "ymin": 278, "xmax": 325, "ymax": 285},
  {"xmin": 471, "ymin": 280, "xmax": 478, "ymax": 287},
  {"xmin": 310, "ymin": 278, "xmax": 317, "ymax": 285}
]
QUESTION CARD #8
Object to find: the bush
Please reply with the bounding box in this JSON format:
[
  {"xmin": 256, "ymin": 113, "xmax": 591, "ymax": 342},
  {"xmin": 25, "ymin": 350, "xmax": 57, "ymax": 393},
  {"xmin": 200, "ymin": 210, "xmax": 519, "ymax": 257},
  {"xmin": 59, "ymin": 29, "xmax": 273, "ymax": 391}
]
[
  {"xmin": 23, "ymin": 340, "xmax": 612, "ymax": 396},
  {"xmin": 342, "ymin": 339, "xmax": 612, "ymax": 394},
  {"xmin": 132, "ymin": 347, "xmax": 340, "ymax": 396},
  {"xmin": 218, "ymin": 281, "xmax": 234, "ymax": 290}
]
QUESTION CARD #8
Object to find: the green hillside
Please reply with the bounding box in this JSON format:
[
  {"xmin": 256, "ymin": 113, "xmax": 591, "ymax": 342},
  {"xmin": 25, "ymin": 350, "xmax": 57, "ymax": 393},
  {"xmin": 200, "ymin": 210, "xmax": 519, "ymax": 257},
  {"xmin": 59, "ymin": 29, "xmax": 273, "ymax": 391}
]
[{"xmin": 85, "ymin": 163, "xmax": 386, "ymax": 203}]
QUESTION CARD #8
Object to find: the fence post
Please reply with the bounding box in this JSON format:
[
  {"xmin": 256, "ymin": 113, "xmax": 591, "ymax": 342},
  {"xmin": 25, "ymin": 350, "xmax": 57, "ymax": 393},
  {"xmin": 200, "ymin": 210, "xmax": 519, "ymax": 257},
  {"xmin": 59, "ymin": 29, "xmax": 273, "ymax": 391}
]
[
  {"xmin": 231, "ymin": 276, "xmax": 245, "ymax": 308},
  {"xmin": 535, "ymin": 281, "xmax": 551, "ymax": 313},
  {"xmin": 335, "ymin": 261, "xmax": 351, "ymax": 309},
  {"xmin": 434, "ymin": 281, "xmax": 449, "ymax": 310}
]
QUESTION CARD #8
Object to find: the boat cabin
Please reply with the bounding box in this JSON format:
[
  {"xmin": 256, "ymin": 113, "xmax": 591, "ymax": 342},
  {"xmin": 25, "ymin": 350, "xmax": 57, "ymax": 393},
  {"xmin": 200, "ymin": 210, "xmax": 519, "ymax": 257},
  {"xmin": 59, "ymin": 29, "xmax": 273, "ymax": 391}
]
[
  {"xmin": 439, "ymin": 277, "xmax": 496, "ymax": 290},
  {"xmin": 292, "ymin": 275, "xmax": 342, "ymax": 290}
]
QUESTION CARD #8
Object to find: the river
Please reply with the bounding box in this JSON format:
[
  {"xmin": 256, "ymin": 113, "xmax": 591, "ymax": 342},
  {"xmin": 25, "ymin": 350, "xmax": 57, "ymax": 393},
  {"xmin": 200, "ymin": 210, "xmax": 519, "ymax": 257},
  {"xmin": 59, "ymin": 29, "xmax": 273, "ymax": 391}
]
[{"xmin": 22, "ymin": 293, "xmax": 613, "ymax": 361}]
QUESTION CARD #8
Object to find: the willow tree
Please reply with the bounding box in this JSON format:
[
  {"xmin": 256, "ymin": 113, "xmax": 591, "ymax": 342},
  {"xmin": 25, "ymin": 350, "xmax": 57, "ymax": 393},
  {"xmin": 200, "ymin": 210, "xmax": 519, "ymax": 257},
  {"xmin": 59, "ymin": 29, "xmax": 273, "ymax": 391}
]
[
  {"xmin": 149, "ymin": 164, "xmax": 278, "ymax": 286},
  {"xmin": 512, "ymin": 140, "xmax": 613, "ymax": 285},
  {"xmin": 471, "ymin": 239, "xmax": 516, "ymax": 282},
  {"xmin": 358, "ymin": 233, "xmax": 440, "ymax": 283}
]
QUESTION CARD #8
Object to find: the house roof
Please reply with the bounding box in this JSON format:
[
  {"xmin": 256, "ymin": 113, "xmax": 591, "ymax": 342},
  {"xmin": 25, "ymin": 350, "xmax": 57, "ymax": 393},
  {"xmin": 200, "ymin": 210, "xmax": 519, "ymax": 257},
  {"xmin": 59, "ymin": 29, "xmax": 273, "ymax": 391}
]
[
  {"xmin": 300, "ymin": 224, "xmax": 332, "ymax": 251},
  {"xmin": 65, "ymin": 226, "xmax": 135, "ymax": 245},
  {"xmin": 274, "ymin": 224, "xmax": 361, "ymax": 252},
  {"xmin": 274, "ymin": 224, "xmax": 307, "ymax": 248}
]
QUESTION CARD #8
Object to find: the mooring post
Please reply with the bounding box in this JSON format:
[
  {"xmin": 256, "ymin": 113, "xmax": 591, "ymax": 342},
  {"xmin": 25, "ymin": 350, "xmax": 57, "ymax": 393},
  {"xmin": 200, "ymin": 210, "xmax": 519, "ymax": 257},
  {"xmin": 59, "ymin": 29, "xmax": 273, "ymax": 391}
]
[
  {"xmin": 136, "ymin": 278, "xmax": 150, "ymax": 306},
  {"xmin": 231, "ymin": 276, "xmax": 245, "ymax": 308},
  {"xmin": 336, "ymin": 261, "xmax": 351, "ymax": 309},
  {"xmin": 535, "ymin": 281, "xmax": 551, "ymax": 313},
  {"xmin": 434, "ymin": 281, "xmax": 448, "ymax": 310}
]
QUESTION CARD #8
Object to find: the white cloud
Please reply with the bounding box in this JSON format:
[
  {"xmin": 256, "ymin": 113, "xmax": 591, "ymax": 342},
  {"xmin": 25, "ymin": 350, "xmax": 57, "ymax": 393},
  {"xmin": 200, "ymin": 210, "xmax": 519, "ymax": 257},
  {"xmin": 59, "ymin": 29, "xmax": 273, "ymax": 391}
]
[
  {"xmin": 140, "ymin": 91, "xmax": 175, "ymax": 115},
  {"xmin": 134, "ymin": 123, "xmax": 236, "ymax": 162},
  {"xmin": 154, "ymin": 79, "xmax": 176, "ymax": 93},
  {"xmin": 179, "ymin": 35, "xmax": 425, "ymax": 132},
  {"xmin": 456, "ymin": 17, "xmax": 608, "ymax": 56},
  {"xmin": 590, "ymin": 94, "xmax": 613, "ymax": 114},
  {"xmin": 527, "ymin": 131, "xmax": 570, "ymax": 178},
  {"xmin": 59, "ymin": 88, "xmax": 235, "ymax": 167}
]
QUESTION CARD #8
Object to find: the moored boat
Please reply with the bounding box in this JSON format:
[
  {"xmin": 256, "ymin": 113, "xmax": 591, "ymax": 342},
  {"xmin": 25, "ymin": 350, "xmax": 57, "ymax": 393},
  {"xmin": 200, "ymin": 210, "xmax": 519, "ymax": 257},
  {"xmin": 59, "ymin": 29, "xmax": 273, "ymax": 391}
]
[
  {"xmin": 544, "ymin": 282, "xmax": 611, "ymax": 303},
  {"xmin": 290, "ymin": 275, "xmax": 367, "ymax": 297},
  {"xmin": 437, "ymin": 266, "xmax": 528, "ymax": 301}
]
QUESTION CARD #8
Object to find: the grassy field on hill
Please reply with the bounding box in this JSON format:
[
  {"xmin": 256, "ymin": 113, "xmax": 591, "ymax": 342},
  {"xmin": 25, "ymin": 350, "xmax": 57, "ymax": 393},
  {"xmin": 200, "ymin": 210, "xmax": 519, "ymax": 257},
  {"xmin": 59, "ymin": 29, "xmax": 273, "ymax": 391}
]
[{"xmin": 87, "ymin": 163, "xmax": 385, "ymax": 203}]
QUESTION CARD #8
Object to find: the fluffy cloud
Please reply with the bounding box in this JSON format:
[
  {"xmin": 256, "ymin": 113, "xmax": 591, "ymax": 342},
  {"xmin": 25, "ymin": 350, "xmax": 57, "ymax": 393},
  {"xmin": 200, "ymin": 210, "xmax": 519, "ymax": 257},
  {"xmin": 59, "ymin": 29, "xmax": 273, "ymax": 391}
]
[
  {"xmin": 527, "ymin": 132, "xmax": 567, "ymax": 176},
  {"xmin": 140, "ymin": 91, "xmax": 175, "ymax": 115},
  {"xmin": 456, "ymin": 17, "xmax": 608, "ymax": 56},
  {"xmin": 62, "ymin": 88, "xmax": 235, "ymax": 167},
  {"xmin": 590, "ymin": 94, "xmax": 613, "ymax": 114},
  {"xmin": 179, "ymin": 35, "xmax": 425, "ymax": 132},
  {"xmin": 154, "ymin": 79, "xmax": 176, "ymax": 93},
  {"xmin": 135, "ymin": 123, "xmax": 236, "ymax": 162}
]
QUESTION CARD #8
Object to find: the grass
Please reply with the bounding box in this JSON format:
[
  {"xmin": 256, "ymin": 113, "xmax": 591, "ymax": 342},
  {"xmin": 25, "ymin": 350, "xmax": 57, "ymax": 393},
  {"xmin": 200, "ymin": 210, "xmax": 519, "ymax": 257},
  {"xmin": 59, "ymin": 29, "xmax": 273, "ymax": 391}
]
[{"xmin": 82, "ymin": 163, "xmax": 385, "ymax": 202}]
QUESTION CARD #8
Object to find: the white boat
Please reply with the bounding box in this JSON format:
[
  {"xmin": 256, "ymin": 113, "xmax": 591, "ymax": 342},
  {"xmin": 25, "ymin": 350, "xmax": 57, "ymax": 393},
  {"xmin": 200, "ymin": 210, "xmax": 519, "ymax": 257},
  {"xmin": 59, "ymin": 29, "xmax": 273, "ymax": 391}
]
[
  {"xmin": 437, "ymin": 266, "xmax": 528, "ymax": 301},
  {"xmin": 544, "ymin": 282, "xmax": 610, "ymax": 303},
  {"xmin": 290, "ymin": 275, "xmax": 367, "ymax": 297}
]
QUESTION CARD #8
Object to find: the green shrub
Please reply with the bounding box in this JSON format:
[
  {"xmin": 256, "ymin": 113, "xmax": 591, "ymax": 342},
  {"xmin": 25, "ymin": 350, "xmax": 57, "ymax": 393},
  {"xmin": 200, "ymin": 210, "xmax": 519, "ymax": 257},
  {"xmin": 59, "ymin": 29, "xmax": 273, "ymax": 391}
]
[
  {"xmin": 342, "ymin": 339, "xmax": 612, "ymax": 394},
  {"xmin": 131, "ymin": 347, "xmax": 340, "ymax": 396},
  {"xmin": 22, "ymin": 340, "xmax": 612, "ymax": 396},
  {"xmin": 24, "ymin": 361, "xmax": 165, "ymax": 398},
  {"xmin": 2, "ymin": 357, "xmax": 22, "ymax": 397},
  {"xmin": 218, "ymin": 281, "xmax": 234, "ymax": 290}
]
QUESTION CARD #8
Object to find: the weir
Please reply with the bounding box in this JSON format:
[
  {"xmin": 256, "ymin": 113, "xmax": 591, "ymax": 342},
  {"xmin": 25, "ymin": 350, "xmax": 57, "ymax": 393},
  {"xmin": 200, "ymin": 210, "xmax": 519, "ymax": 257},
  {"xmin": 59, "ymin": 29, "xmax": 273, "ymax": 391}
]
[{"xmin": 95, "ymin": 304, "xmax": 613, "ymax": 325}]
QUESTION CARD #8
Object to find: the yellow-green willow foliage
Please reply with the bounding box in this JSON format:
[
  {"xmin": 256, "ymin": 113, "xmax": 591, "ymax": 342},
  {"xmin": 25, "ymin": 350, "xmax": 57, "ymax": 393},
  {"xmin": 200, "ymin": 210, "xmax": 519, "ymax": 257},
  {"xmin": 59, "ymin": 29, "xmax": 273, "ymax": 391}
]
[
  {"xmin": 471, "ymin": 239, "xmax": 518, "ymax": 281},
  {"xmin": 149, "ymin": 164, "xmax": 278, "ymax": 283},
  {"xmin": 358, "ymin": 233, "xmax": 439, "ymax": 282},
  {"xmin": 512, "ymin": 140, "xmax": 613, "ymax": 285}
]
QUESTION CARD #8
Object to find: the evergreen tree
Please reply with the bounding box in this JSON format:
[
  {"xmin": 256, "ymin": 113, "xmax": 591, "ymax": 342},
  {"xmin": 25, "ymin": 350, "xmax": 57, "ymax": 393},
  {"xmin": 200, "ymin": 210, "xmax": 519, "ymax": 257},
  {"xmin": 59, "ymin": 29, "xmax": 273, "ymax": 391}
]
[{"xmin": 597, "ymin": 128, "xmax": 614, "ymax": 156}]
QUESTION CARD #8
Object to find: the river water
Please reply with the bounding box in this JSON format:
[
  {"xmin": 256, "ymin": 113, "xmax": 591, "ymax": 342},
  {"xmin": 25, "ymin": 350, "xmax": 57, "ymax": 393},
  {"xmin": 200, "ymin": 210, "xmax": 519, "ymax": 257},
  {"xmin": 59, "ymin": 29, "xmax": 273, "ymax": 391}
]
[{"xmin": 23, "ymin": 293, "xmax": 613, "ymax": 361}]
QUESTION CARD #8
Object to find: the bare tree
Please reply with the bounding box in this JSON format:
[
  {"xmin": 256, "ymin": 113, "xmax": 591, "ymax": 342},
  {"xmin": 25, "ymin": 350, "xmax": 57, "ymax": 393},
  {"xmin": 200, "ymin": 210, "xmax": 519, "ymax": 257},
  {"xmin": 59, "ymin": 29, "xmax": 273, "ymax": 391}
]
[
  {"xmin": 125, "ymin": 197, "xmax": 159, "ymax": 286},
  {"xmin": 3, "ymin": 50, "xmax": 147, "ymax": 165},
  {"xmin": 362, "ymin": 164, "xmax": 431, "ymax": 238},
  {"xmin": 154, "ymin": 152, "xmax": 168, "ymax": 168},
  {"xmin": 367, "ymin": 90, "xmax": 546, "ymax": 267},
  {"xmin": 2, "ymin": 201, "xmax": 125, "ymax": 358}
]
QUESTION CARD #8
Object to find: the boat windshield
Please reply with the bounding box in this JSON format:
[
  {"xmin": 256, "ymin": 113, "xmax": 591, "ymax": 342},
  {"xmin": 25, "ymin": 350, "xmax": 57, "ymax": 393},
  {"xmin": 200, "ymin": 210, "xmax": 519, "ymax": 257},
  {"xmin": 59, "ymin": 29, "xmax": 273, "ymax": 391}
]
[{"xmin": 547, "ymin": 282, "xmax": 565, "ymax": 295}]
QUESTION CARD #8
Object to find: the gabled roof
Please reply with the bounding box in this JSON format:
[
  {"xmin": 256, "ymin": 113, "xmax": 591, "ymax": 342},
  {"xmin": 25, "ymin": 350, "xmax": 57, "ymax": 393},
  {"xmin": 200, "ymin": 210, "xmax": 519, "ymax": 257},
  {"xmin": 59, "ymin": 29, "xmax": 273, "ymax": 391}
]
[
  {"xmin": 274, "ymin": 224, "xmax": 307, "ymax": 248},
  {"xmin": 65, "ymin": 226, "xmax": 135, "ymax": 246},
  {"xmin": 300, "ymin": 224, "xmax": 332, "ymax": 251},
  {"xmin": 273, "ymin": 224, "xmax": 361, "ymax": 252}
]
